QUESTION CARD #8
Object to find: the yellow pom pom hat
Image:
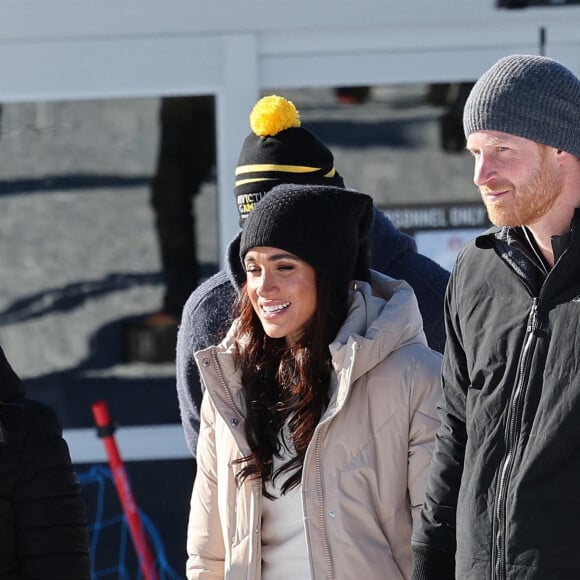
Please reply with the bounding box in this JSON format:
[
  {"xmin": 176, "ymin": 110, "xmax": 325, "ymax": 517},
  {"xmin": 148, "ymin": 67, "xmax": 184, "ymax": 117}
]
[{"xmin": 234, "ymin": 95, "xmax": 345, "ymax": 225}]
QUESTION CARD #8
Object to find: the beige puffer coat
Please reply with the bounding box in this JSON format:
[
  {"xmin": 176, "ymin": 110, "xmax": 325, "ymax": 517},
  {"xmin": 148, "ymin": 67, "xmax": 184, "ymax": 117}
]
[{"xmin": 186, "ymin": 272, "xmax": 442, "ymax": 580}]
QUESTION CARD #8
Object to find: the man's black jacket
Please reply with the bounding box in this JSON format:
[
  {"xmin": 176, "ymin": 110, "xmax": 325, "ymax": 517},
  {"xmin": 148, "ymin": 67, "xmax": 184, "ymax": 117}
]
[{"xmin": 413, "ymin": 212, "xmax": 580, "ymax": 579}]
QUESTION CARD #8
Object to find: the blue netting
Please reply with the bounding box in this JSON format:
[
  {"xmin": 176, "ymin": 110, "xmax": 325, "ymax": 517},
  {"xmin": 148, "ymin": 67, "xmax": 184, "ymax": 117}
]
[{"xmin": 78, "ymin": 465, "xmax": 181, "ymax": 580}]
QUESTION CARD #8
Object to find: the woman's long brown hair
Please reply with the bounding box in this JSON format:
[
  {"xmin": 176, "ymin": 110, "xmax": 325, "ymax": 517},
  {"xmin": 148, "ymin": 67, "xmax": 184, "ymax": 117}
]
[{"xmin": 231, "ymin": 275, "xmax": 348, "ymax": 498}]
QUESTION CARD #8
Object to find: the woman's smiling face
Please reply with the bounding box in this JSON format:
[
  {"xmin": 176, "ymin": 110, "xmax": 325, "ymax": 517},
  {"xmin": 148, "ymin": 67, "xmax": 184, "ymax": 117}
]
[{"xmin": 244, "ymin": 246, "xmax": 317, "ymax": 345}]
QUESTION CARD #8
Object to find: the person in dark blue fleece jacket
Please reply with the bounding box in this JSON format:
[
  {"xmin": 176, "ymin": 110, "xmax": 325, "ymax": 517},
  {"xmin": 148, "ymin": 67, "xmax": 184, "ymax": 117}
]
[{"xmin": 176, "ymin": 95, "xmax": 450, "ymax": 456}]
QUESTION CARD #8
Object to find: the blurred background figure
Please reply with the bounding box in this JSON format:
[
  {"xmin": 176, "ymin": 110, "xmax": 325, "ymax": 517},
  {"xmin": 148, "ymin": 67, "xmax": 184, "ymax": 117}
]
[
  {"xmin": 147, "ymin": 95, "xmax": 216, "ymax": 327},
  {"xmin": 426, "ymin": 82, "xmax": 475, "ymax": 152},
  {"xmin": 125, "ymin": 95, "xmax": 216, "ymax": 363},
  {"xmin": 334, "ymin": 86, "xmax": 371, "ymax": 104}
]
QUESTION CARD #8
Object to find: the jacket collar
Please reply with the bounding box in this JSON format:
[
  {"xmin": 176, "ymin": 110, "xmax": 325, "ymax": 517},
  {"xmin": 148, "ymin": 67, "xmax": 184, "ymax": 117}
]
[
  {"xmin": 474, "ymin": 208, "xmax": 580, "ymax": 294},
  {"xmin": 476, "ymin": 208, "xmax": 580, "ymax": 255}
]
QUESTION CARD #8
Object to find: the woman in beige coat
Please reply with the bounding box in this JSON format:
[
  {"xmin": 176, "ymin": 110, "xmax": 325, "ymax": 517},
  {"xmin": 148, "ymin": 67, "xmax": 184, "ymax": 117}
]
[{"xmin": 186, "ymin": 184, "xmax": 442, "ymax": 580}]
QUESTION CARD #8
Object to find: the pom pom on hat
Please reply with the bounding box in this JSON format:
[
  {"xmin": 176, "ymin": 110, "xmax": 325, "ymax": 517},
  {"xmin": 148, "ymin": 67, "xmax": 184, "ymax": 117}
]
[
  {"xmin": 235, "ymin": 95, "xmax": 345, "ymax": 226},
  {"xmin": 249, "ymin": 95, "xmax": 301, "ymax": 136}
]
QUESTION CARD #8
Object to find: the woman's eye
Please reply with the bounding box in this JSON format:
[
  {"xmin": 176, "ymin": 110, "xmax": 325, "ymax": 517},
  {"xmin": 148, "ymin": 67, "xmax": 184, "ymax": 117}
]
[
  {"xmin": 245, "ymin": 266, "xmax": 259, "ymax": 274},
  {"xmin": 278, "ymin": 265, "xmax": 294, "ymax": 272}
]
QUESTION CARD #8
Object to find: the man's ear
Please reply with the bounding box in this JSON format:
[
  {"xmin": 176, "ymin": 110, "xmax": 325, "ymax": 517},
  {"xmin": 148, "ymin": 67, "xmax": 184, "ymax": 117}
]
[
  {"xmin": 554, "ymin": 149, "xmax": 580, "ymax": 174},
  {"xmin": 555, "ymin": 148, "xmax": 570, "ymax": 165}
]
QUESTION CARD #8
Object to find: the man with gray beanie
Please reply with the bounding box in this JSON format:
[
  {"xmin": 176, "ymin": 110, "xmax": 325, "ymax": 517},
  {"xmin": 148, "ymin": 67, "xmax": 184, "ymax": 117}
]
[{"xmin": 411, "ymin": 54, "xmax": 580, "ymax": 580}]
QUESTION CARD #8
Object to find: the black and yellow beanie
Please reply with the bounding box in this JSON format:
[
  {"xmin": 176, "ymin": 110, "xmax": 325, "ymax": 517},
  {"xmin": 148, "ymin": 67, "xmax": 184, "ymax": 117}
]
[
  {"xmin": 240, "ymin": 184, "xmax": 374, "ymax": 289},
  {"xmin": 235, "ymin": 95, "xmax": 345, "ymax": 226}
]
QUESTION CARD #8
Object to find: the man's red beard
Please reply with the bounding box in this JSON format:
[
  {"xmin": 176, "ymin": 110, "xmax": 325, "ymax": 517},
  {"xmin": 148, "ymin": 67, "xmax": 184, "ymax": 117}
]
[{"xmin": 481, "ymin": 157, "xmax": 562, "ymax": 227}]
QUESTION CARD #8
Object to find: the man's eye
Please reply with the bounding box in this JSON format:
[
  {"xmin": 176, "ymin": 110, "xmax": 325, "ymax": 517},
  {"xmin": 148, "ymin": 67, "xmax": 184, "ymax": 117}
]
[
  {"xmin": 278, "ymin": 265, "xmax": 294, "ymax": 271},
  {"xmin": 245, "ymin": 266, "xmax": 259, "ymax": 274}
]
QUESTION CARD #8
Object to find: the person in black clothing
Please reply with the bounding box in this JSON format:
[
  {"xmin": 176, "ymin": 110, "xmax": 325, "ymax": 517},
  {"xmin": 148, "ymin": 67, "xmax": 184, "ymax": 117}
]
[
  {"xmin": 127, "ymin": 96, "xmax": 216, "ymax": 363},
  {"xmin": 0, "ymin": 344, "xmax": 91, "ymax": 579},
  {"xmin": 147, "ymin": 95, "xmax": 216, "ymax": 327},
  {"xmin": 411, "ymin": 54, "xmax": 580, "ymax": 579}
]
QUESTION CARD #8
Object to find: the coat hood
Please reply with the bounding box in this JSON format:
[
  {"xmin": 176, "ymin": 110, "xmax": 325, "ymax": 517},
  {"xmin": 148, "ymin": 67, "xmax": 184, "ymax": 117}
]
[
  {"xmin": 329, "ymin": 270, "xmax": 427, "ymax": 386},
  {"xmin": 225, "ymin": 232, "xmax": 245, "ymax": 289}
]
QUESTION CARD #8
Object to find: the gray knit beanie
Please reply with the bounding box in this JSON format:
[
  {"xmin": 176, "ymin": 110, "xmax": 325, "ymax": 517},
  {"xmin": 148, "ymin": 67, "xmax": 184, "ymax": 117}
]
[
  {"xmin": 240, "ymin": 184, "xmax": 374, "ymax": 289},
  {"xmin": 463, "ymin": 54, "xmax": 580, "ymax": 157}
]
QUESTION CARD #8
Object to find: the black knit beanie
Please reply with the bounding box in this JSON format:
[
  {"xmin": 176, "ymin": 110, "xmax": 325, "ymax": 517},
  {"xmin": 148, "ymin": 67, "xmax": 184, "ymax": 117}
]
[
  {"xmin": 235, "ymin": 95, "xmax": 345, "ymax": 226},
  {"xmin": 240, "ymin": 184, "xmax": 374, "ymax": 289},
  {"xmin": 463, "ymin": 54, "xmax": 580, "ymax": 156}
]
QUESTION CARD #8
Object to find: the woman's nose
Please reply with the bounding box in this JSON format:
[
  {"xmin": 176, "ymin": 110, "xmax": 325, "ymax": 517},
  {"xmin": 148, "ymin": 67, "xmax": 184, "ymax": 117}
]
[{"xmin": 257, "ymin": 271, "xmax": 277, "ymax": 295}]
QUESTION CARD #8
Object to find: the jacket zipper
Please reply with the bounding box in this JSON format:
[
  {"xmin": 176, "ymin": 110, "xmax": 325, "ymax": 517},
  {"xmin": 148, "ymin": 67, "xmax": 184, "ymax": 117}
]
[
  {"xmin": 208, "ymin": 350, "xmax": 262, "ymax": 578},
  {"xmin": 207, "ymin": 338, "xmax": 360, "ymax": 579},
  {"xmin": 491, "ymin": 298, "xmax": 539, "ymax": 580},
  {"xmin": 308, "ymin": 340, "xmax": 359, "ymax": 579},
  {"xmin": 313, "ymin": 423, "xmax": 334, "ymax": 579},
  {"xmin": 314, "ymin": 340, "xmax": 360, "ymax": 580}
]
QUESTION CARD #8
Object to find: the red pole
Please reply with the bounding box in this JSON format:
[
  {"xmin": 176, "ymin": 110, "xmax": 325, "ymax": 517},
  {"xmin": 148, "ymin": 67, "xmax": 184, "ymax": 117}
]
[{"xmin": 92, "ymin": 400, "xmax": 159, "ymax": 580}]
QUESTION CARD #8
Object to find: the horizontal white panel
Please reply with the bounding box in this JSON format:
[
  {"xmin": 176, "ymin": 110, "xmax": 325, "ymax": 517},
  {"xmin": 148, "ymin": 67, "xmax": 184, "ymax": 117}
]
[
  {"xmin": 0, "ymin": 0, "xmax": 488, "ymax": 42},
  {"xmin": 260, "ymin": 45, "xmax": 543, "ymax": 89},
  {"xmin": 0, "ymin": 35, "xmax": 231, "ymax": 103},
  {"xmin": 64, "ymin": 424, "xmax": 191, "ymax": 464}
]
